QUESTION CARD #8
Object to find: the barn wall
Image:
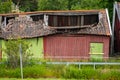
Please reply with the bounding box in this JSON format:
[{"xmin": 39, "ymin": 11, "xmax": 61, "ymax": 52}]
[
  {"xmin": 1, "ymin": 37, "xmax": 43, "ymax": 59},
  {"xmin": 88, "ymin": 36, "xmax": 110, "ymax": 58},
  {"xmin": 25, "ymin": 37, "xmax": 43, "ymax": 58},
  {"xmin": 44, "ymin": 36, "xmax": 87, "ymax": 59},
  {"xmin": 44, "ymin": 35, "xmax": 110, "ymax": 60},
  {"xmin": 114, "ymin": 10, "xmax": 120, "ymax": 52}
]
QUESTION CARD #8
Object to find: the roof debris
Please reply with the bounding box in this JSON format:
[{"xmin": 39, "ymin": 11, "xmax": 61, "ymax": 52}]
[
  {"xmin": 1, "ymin": 16, "xmax": 56, "ymax": 39},
  {"xmin": 0, "ymin": 10, "xmax": 111, "ymax": 39}
]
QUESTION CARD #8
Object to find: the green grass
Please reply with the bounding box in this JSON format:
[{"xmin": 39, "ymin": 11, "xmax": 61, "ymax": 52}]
[
  {"xmin": 0, "ymin": 59, "xmax": 120, "ymax": 79},
  {"xmin": 0, "ymin": 78, "xmax": 77, "ymax": 80},
  {"xmin": 0, "ymin": 78, "xmax": 79, "ymax": 80}
]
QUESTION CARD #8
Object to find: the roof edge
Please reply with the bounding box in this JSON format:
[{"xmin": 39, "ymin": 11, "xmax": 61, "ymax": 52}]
[
  {"xmin": 0, "ymin": 9, "xmax": 106, "ymax": 16},
  {"xmin": 105, "ymin": 8, "xmax": 112, "ymax": 36}
]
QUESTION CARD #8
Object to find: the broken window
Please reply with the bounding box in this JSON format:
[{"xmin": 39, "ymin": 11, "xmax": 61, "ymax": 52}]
[
  {"xmin": 30, "ymin": 15, "xmax": 44, "ymax": 21},
  {"xmin": 1, "ymin": 16, "xmax": 15, "ymax": 26},
  {"xmin": 6, "ymin": 17, "xmax": 15, "ymax": 24}
]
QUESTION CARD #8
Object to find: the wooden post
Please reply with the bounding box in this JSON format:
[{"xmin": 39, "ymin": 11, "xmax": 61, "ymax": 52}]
[
  {"xmin": 77, "ymin": 16, "xmax": 80, "ymax": 26},
  {"xmin": 19, "ymin": 43, "xmax": 23, "ymax": 80},
  {"xmin": 0, "ymin": 16, "xmax": 2, "ymax": 26},
  {"xmin": 4, "ymin": 17, "xmax": 6, "ymax": 27},
  {"xmin": 54, "ymin": 15, "xmax": 57, "ymax": 27},
  {"xmin": 81, "ymin": 15, "xmax": 84, "ymax": 26},
  {"xmin": 44, "ymin": 14, "xmax": 48, "ymax": 28}
]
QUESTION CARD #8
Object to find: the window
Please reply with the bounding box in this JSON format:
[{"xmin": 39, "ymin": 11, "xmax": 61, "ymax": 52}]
[
  {"xmin": 90, "ymin": 43, "xmax": 104, "ymax": 60},
  {"xmin": 90, "ymin": 43, "xmax": 103, "ymax": 54},
  {"xmin": 30, "ymin": 15, "xmax": 44, "ymax": 21},
  {"xmin": 1, "ymin": 16, "xmax": 15, "ymax": 26},
  {"xmin": 48, "ymin": 14, "xmax": 98, "ymax": 27},
  {"xmin": 48, "ymin": 15, "xmax": 79, "ymax": 27},
  {"xmin": 84, "ymin": 15, "xmax": 98, "ymax": 25}
]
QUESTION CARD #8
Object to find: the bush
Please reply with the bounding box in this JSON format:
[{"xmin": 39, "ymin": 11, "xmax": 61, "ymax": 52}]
[
  {"xmin": 63, "ymin": 66, "xmax": 100, "ymax": 79},
  {"xmin": 3, "ymin": 39, "xmax": 33, "ymax": 68},
  {"xmin": 0, "ymin": 67, "xmax": 20, "ymax": 78},
  {"xmin": 100, "ymin": 70, "xmax": 120, "ymax": 80},
  {"xmin": 0, "ymin": 63, "xmax": 120, "ymax": 79}
]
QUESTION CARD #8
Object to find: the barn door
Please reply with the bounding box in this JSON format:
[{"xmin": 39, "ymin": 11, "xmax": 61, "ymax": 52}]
[{"xmin": 90, "ymin": 43, "xmax": 104, "ymax": 60}]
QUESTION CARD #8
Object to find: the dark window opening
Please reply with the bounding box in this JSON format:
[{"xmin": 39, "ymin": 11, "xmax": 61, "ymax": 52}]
[
  {"xmin": 1, "ymin": 16, "xmax": 4, "ymax": 22},
  {"xmin": 6, "ymin": 17, "xmax": 15, "ymax": 24},
  {"xmin": 1, "ymin": 16, "xmax": 15, "ymax": 25},
  {"xmin": 84, "ymin": 15, "xmax": 98, "ymax": 25},
  {"xmin": 30, "ymin": 15, "xmax": 44, "ymax": 21},
  {"xmin": 48, "ymin": 15, "xmax": 80, "ymax": 27},
  {"xmin": 48, "ymin": 14, "xmax": 98, "ymax": 27}
]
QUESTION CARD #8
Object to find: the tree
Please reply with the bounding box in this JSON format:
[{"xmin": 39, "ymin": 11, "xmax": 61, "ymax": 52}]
[
  {"xmin": 12, "ymin": 0, "xmax": 38, "ymax": 11},
  {"xmin": 38, "ymin": 0, "xmax": 101, "ymax": 10},
  {"xmin": 70, "ymin": 0, "xmax": 101, "ymax": 10},
  {"xmin": 0, "ymin": 0, "xmax": 12, "ymax": 13},
  {"xmin": 4, "ymin": 39, "xmax": 33, "ymax": 68},
  {"xmin": 99, "ymin": 0, "xmax": 120, "ymax": 21},
  {"xmin": 38, "ymin": 0, "xmax": 68, "ymax": 10}
]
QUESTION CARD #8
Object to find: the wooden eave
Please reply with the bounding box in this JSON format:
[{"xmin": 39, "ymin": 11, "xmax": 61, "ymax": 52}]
[{"xmin": 0, "ymin": 10, "xmax": 105, "ymax": 16}]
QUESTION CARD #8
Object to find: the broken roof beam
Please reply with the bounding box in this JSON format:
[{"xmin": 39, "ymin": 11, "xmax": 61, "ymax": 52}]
[{"xmin": 49, "ymin": 25, "xmax": 96, "ymax": 29}]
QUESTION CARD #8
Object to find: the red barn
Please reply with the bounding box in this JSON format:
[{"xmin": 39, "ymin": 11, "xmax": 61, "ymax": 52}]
[
  {"xmin": 112, "ymin": 2, "xmax": 120, "ymax": 54},
  {"xmin": 0, "ymin": 10, "xmax": 111, "ymax": 60},
  {"xmin": 44, "ymin": 9, "xmax": 112, "ymax": 60}
]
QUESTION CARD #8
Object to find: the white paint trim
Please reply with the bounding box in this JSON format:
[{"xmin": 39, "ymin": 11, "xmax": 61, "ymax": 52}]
[{"xmin": 106, "ymin": 8, "xmax": 112, "ymax": 36}]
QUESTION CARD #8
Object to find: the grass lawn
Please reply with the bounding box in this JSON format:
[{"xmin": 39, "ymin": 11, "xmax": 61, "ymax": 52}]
[{"xmin": 0, "ymin": 78, "xmax": 78, "ymax": 80}]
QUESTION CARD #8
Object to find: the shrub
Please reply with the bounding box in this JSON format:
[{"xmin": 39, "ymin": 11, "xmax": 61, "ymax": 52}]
[
  {"xmin": 100, "ymin": 70, "xmax": 120, "ymax": 80},
  {"xmin": 3, "ymin": 39, "xmax": 33, "ymax": 68},
  {"xmin": 63, "ymin": 66, "xmax": 100, "ymax": 79},
  {"xmin": 0, "ymin": 63, "xmax": 120, "ymax": 79},
  {"xmin": 23, "ymin": 64, "xmax": 56, "ymax": 78}
]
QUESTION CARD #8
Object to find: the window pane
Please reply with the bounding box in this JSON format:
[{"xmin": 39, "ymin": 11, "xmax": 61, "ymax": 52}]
[{"xmin": 90, "ymin": 43, "xmax": 103, "ymax": 54}]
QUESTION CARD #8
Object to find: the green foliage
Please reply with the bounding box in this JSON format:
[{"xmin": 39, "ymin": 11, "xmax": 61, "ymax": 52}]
[
  {"xmin": 71, "ymin": 0, "xmax": 101, "ymax": 10},
  {"xmin": 3, "ymin": 39, "xmax": 33, "ymax": 68},
  {"xmin": 0, "ymin": 63, "xmax": 120, "ymax": 79},
  {"xmin": 63, "ymin": 66, "xmax": 100, "ymax": 79},
  {"xmin": 38, "ymin": 0, "xmax": 68, "ymax": 10},
  {"xmin": 0, "ymin": 66, "xmax": 20, "ymax": 78},
  {"xmin": 38, "ymin": 0, "xmax": 101, "ymax": 10},
  {"xmin": 12, "ymin": 0, "xmax": 38, "ymax": 11},
  {"xmin": 0, "ymin": 0, "xmax": 12, "ymax": 13},
  {"xmin": 100, "ymin": 70, "xmax": 120, "ymax": 80},
  {"xmin": 99, "ymin": 0, "xmax": 120, "ymax": 21}
]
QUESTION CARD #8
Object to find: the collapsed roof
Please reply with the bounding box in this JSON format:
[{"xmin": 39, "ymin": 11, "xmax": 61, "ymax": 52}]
[{"xmin": 0, "ymin": 10, "xmax": 111, "ymax": 39}]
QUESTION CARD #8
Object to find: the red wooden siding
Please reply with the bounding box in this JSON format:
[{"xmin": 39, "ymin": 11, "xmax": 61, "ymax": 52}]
[
  {"xmin": 88, "ymin": 36, "xmax": 110, "ymax": 58},
  {"xmin": 44, "ymin": 35, "xmax": 110, "ymax": 60},
  {"xmin": 114, "ymin": 10, "xmax": 120, "ymax": 52}
]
